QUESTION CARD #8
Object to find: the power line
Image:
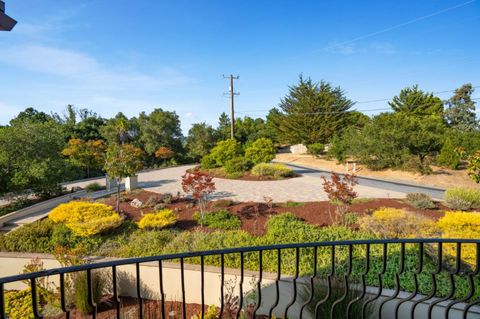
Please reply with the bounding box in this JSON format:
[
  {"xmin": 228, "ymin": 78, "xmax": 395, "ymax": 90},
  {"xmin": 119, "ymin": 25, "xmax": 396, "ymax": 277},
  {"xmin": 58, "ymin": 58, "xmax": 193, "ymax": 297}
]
[
  {"xmin": 235, "ymin": 97, "xmax": 480, "ymax": 116},
  {"xmin": 233, "ymin": 85, "xmax": 480, "ymax": 114}
]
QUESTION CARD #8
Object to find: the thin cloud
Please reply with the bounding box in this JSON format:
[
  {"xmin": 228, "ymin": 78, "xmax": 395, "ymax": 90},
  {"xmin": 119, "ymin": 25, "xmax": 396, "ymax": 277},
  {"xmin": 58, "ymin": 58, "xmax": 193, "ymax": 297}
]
[
  {"xmin": 325, "ymin": 0, "xmax": 475, "ymax": 51},
  {"xmin": 0, "ymin": 44, "xmax": 193, "ymax": 91}
]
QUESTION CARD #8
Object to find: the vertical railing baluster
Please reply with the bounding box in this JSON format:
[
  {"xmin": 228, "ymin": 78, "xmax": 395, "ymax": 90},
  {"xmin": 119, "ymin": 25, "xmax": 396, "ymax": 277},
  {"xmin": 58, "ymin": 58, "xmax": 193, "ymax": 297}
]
[
  {"xmin": 362, "ymin": 243, "xmax": 387, "ymax": 319},
  {"xmin": 136, "ymin": 262, "xmax": 143, "ymax": 319},
  {"xmin": 235, "ymin": 252, "xmax": 244, "ymax": 319},
  {"xmin": 268, "ymin": 248, "xmax": 281, "ymax": 318},
  {"xmin": 219, "ymin": 254, "xmax": 225, "ymax": 319},
  {"xmin": 462, "ymin": 243, "xmax": 480, "ymax": 319},
  {"xmin": 30, "ymin": 277, "xmax": 43, "ymax": 319},
  {"xmin": 60, "ymin": 273, "xmax": 71, "ymax": 319},
  {"xmin": 299, "ymin": 246, "xmax": 317, "ymax": 319},
  {"xmin": 201, "ymin": 256, "xmax": 205, "ymax": 319},
  {"xmin": 87, "ymin": 269, "xmax": 97, "ymax": 319},
  {"xmin": 159, "ymin": 261, "xmax": 166, "ymax": 319},
  {"xmin": 0, "ymin": 283, "xmax": 5, "ymax": 319},
  {"xmin": 284, "ymin": 247, "xmax": 300, "ymax": 318},
  {"xmin": 412, "ymin": 242, "xmax": 442, "ymax": 318},
  {"xmin": 410, "ymin": 242, "xmax": 443, "ymax": 318},
  {"xmin": 112, "ymin": 266, "xmax": 120, "ymax": 319},
  {"xmin": 331, "ymin": 245, "xmax": 352, "ymax": 319},
  {"xmin": 347, "ymin": 243, "xmax": 370, "ymax": 318},
  {"xmin": 428, "ymin": 242, "xmax": 461, "ymax": 317},
  {"xmin": 395, "ymin": 242, "xmax": 424, "ymax": 318},
  {"xmin": 379, "ymin": 242, "xmax": 405, "ymax": 319},
  {"xmin": 181, "ymin": 257, "xmax": 186, "ymax": 319},
  {"xmin": 315, "ymin": 245, "xmax": 335, "ymax": 317},
  {"xmin": 252, "ymin": 250, "xmax": 263, "ymax": 318}
]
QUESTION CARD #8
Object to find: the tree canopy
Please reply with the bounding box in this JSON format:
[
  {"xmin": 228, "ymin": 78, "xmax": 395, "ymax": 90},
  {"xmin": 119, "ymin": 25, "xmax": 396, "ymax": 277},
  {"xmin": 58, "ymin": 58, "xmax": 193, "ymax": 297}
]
[
  {"xmin": 445, "ymin": 83, "xmax": 479, "ymax": 131},
  {"xmin": 272, "ymin": 76, "xmax": 354, "ymax": 145},
  {"xmin": 389, "ymin": 85, "xmax": 443, "ymax": 116}
]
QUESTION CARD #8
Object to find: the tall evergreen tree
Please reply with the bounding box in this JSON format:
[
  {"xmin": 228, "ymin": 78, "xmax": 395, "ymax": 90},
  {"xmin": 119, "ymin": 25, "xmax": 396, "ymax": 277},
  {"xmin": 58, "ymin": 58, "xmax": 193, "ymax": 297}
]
[
  {"xmin": 274, "ymin": 76, "xmax": 354, "ymax": 145},
  {"xmin": 445, "ymin": 83, "xmax": 479, "ymax": 131},
  {"xmin": 389, "ymin": 85, "xmax": 443, "ymax": 116},
  {"xmin": 216, "ymin": 112, "xmax": 231, "ymax": 141},
  {"xmin": 186, "ymin": 122, "xmax": 216, "ymax": 161}
]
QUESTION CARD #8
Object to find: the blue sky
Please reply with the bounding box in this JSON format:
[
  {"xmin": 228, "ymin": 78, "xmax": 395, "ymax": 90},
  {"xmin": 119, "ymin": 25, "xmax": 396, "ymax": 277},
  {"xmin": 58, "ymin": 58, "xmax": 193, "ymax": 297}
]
[{"xmin": 1, "ymin": 0, "xmax": 479, "ymax": 132}]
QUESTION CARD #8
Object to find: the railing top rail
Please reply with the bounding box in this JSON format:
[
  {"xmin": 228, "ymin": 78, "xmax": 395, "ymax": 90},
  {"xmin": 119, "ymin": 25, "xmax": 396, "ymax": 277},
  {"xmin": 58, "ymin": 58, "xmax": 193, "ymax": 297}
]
[{"xmin": 1, "ymin": 238, "xmax": 479, "ymax": 284}]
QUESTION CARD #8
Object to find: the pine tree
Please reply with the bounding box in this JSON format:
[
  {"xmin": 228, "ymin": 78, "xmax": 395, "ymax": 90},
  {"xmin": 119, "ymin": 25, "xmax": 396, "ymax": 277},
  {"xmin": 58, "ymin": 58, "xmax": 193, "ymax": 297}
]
[
  {"xmin": 445, "ymin": 83, "xmax": 479, "ymax": 131},
  {"xmin": 389, "ymin": 85, "xmax": 443, "ymax": 116},
  {"xmin": 274, "ymin": 75, "xmax": 354, "ymax": 145}
]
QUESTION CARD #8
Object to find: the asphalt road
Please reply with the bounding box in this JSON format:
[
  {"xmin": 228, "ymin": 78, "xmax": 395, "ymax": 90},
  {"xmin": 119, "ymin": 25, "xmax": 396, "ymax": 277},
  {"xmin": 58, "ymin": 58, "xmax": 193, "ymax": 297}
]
[{"xmin": 284, "ymin": 163, "xmax": 446, "ymax": 200}]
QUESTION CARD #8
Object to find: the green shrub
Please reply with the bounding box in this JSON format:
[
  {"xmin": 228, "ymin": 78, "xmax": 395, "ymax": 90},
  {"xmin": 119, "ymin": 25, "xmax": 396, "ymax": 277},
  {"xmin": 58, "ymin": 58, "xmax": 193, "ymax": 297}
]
[
  {"xmin": 194, "ymin": 210, "xmax": 241, "ymax": 230},
  {"xmin": 437, "ymin": 137, "xmax": 461, "ymax": 169},
  {"xmin": 326, "ymin": 134, "xmax": 349, "ymax": 163},
  {"xmin": 251, "ymin": 163, "xmax": 293, "ymax": 178},
  {"xmin": 223, "ymin": 157, "xmax": 251, "ymax": 175},
  {"xmin": 200, "ymin": 154, "xmax": 217, "ymax": 169},
  {"xmin": 244, "ymin": 138, "xmax": 276, "ymax": 165},
  {"xmin": 112, "ymin": 229, "xmax": 177, "ymax": 257},
  {"xmin": 209, "ymin": 139, "xmax": 242, "ymax": 167},
  {"xmin": 73, "ymin": 271, "xmax": 105, "ymax": 314},
  {"xmin": 0, "ymin": 219, "xmax": 55, "ymax": 253},
  {"xmin": 445, "ymin": 188, "xmax": 480, "ymax": 211},
  {"xmin": 307, "ymin": 143, "xmax": 325, "ymax": 156},
  {"xmin": 84, "ymin": 182, "xmax": 103, "ymax": 193},
  {"xmin": 405, "ymin": 193, "xmax": 436, "ymax": 209}
]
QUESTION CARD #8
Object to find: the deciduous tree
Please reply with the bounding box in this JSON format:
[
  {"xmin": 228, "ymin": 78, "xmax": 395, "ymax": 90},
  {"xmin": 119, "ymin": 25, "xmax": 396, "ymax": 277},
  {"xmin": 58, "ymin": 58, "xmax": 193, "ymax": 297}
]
[
  {"xmin": 62, "ymin": 139, "xmax": 106, "ymax": 177},
  {"xmin": 104, "ymin": 144, "xmax": 144, "ymax": 211},
  {"xmin": 181, "ymin": 167, "xmax": 216, "ymax": 226}
]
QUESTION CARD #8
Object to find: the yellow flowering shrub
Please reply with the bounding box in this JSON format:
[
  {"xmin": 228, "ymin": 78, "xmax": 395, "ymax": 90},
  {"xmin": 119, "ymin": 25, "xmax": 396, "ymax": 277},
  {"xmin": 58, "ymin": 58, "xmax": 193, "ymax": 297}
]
[
  {"xmin": 49, "ymin": 201, "xmax": 122, "ymax": 237},
  {"xmin": 5, "ymin": 289, "xmax": 34, "ymax": 319},
  {"xmin": 359, "ymin": 207, "xmax": 437, "ymax": 238},
  {"xmin": 437, "ymin": 211, "xmax": 480, "ymax": 266},
  {"xmin": 138, "ymin": 209, "xmax": 177, "ymax": 230}
]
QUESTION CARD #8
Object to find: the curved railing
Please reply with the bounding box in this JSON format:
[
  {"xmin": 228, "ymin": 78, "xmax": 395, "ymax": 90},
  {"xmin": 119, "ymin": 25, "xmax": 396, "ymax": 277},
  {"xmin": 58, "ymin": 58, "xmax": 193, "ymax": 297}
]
[{"xmin": 1, "ymin": 238, "xmax": 480, "ymax": 319}]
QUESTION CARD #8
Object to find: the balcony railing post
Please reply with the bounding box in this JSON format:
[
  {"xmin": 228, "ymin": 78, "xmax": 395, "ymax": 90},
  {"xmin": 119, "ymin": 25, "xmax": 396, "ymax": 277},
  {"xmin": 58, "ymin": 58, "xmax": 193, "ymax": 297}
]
[{"xmin": 0, "ymin": 283, "xmax": 5, "ymax": 319}]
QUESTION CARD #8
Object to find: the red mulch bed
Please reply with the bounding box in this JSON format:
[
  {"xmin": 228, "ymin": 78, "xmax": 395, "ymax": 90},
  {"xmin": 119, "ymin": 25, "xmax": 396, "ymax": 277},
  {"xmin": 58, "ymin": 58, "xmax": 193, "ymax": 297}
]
[{"xmin": 100, "ymin": 190, "xmax": 446, "ymax": 236}]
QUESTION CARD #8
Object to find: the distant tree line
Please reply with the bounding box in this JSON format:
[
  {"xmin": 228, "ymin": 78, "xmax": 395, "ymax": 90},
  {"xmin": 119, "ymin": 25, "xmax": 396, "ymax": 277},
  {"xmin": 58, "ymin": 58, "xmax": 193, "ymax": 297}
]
[{"xmin": 1, "ymin": 76, "xmax": 479, "ymax": 198}]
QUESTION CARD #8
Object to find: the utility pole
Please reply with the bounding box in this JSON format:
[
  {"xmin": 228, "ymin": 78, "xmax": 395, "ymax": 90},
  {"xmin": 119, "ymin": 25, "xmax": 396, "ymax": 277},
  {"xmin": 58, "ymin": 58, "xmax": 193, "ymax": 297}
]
[{"xmin": 223, "ymin": 74, "xmax": 239, "ymax": 139}]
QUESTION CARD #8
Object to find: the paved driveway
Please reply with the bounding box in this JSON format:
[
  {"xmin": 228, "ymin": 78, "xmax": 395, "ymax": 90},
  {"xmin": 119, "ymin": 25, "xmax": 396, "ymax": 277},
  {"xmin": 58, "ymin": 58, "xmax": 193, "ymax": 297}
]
[{"xmin": 134, "ymin": 165, "xmax": 408, "ymax": 202}]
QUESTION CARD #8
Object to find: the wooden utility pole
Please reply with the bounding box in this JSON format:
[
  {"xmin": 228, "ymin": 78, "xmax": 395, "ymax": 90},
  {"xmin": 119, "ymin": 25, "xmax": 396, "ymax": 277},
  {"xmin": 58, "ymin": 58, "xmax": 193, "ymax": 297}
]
[{"xmin": 223, "ymin": 74, "xmax": 239, "ymax": 139}]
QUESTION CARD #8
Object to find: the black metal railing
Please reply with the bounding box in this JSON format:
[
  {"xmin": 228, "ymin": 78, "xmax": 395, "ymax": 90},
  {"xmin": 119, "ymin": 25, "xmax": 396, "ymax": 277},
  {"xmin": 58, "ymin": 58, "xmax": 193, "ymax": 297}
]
[{"xmin": 1, "ymin": 238, "xmax": 480, "ymax": 319}]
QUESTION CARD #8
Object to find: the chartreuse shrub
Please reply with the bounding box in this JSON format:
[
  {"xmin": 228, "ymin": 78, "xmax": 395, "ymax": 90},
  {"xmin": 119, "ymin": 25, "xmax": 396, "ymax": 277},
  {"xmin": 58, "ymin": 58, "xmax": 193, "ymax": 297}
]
[
  {"xmin": 193, "ymin": 210, "xmax": 241, "ymax": 230},
  {"xmin": 49, "ymin": 201, "xmax": 123, "ymax": 237},
  {"xmin": 244, "ymin": 138, "xmax": 276, "ymax": 165},
  {"xmin": 207, "ymin": 138, "xmax": 242, "ymax": 167},
  {"xmin": 251, "ymin": 163, "xmax": 293, "ymax": 178},
  {"xmin": 137, "ymin": 209, "xmax": 177, "ymax": 230},
  {"xmin": 5, "ymin": 289, "xmax": 36, "ymax": 319},
  {"xmin": 437, "ymin": 211, "xmax": 480, "ymax": 266},
  {"xmin": 445, "ymin": 188, "xmax": 480, "ymax": 211},
  {"xmin": 359, "ymin": 208, "xmax": 438, "ymax": 238}
]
